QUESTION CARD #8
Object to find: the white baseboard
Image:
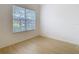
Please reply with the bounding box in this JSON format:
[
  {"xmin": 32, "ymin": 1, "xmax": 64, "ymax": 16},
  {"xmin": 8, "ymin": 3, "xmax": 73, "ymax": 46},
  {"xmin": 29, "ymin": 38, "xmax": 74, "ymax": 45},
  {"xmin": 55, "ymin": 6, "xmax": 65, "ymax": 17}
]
[
  {"xmin": 40, "ymin": 34, "xmax": 79, "ymax": 46},
  {"xmin": 0, "ymin": 35, "xmax": 39, "ymax": 49}
]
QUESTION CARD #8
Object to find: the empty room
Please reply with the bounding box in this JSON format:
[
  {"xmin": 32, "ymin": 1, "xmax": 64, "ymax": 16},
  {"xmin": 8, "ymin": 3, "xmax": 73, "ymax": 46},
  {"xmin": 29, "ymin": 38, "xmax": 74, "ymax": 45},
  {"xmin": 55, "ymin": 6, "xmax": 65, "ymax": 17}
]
[{"xmin": 0, "ymin": 4, "xmax": 79, "ymax": 54}]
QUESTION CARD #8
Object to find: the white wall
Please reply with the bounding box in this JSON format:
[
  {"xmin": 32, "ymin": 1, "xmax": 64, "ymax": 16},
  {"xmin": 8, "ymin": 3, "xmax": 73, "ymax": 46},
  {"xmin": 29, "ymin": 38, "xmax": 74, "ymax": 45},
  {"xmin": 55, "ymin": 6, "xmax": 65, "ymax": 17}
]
[
  {"xmin": 40, "ymin": 4, "xmax": 79, "ymax": 45},
  {"xmin": 0, "ymin": 4, "xmax": 40, "ymax": 48}
]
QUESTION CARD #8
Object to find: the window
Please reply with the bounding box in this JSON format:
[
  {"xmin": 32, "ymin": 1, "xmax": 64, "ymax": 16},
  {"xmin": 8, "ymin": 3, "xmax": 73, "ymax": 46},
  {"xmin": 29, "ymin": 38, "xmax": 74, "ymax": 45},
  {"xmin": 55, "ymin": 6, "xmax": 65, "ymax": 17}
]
[{"xmin": 13, "ymin": 6, "xmax": 36, "ymax": 32}]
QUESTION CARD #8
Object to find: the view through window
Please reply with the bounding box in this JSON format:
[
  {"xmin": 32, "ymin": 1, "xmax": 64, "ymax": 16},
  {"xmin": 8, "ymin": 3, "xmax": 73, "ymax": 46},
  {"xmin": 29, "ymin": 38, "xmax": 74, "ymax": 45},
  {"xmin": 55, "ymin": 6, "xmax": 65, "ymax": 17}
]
[{"xmin": 13, "ymin": 6, "xmax": 36, "ymax": 32}]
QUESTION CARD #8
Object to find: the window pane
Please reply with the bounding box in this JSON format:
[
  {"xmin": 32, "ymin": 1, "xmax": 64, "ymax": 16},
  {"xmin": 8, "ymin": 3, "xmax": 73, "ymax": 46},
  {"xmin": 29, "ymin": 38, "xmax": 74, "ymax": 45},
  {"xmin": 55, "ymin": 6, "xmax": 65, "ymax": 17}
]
[
  {"xmin": 13, "ymin": 6, "xmax": 36, "ymax": 32},
  {"xmin": 26, "ymin": 9, "xmax": 36, "ymax": 31},
  {"xmin": 13, "ymin": 6, "xmax": 25, "ymax": 32}
]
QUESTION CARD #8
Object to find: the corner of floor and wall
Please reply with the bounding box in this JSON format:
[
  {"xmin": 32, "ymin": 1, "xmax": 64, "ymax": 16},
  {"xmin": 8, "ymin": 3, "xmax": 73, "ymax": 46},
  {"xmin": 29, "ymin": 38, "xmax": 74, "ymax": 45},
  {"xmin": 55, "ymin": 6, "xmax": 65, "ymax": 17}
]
[
  {"xmin": 0, "ymin": 4, "xmax": 79, "ymax": 49},
  {"xmin": 40, "ymin": 4, "xmax": 79, "ymax": 46},
  {"xmin": 0, "ymin": 4, "xmax": 40, "ymax": 48}
]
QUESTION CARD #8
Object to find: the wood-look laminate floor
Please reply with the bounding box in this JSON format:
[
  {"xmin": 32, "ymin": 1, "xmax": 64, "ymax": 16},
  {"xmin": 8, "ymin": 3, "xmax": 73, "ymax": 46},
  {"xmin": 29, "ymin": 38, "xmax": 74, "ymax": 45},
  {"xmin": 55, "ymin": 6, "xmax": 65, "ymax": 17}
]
[{"xmin": 0, "ymin": 36, "xmax": 79, "ymax": 54}]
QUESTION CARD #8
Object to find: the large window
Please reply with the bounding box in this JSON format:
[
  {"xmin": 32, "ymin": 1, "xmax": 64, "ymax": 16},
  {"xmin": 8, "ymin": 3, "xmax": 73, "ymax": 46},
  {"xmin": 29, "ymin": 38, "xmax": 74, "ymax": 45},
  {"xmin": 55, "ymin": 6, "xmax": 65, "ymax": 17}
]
[{"xmin": 13, "ymin": 6, "xmax": 36, "ymax": 32}]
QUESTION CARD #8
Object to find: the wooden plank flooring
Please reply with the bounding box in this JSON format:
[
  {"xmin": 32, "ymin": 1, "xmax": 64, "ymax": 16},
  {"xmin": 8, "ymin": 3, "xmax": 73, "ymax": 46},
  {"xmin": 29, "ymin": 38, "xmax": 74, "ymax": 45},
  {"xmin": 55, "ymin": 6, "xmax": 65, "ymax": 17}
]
[{"xmin": 0, "ymin": 36, "xmax": 79, "ymax": 54}]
